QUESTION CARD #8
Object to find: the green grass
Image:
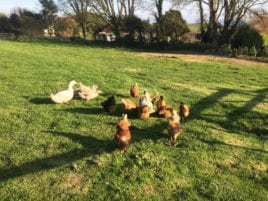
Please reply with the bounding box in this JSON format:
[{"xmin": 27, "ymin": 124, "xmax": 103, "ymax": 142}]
[
  {"xmin": 0, "ymin": 40, "xmax": 267, "ymax": 201},
  {"xmin": 261, "ymin": 33, "xmax": 268, "ymax": 46}
]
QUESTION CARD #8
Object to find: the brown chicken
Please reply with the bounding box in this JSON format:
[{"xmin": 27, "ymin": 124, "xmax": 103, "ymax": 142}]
[
  {"xmin": 101, "ymin": 96, "xmax": 116, "ymax": 113},
  {"xmin": 138, "ymin": 105, "xmax": 150, "ymax": 119},
  {"xmin": 167, "ymin": 110, "xmax": 182, "ymax": 142},
  {"xmin": 122, "ymin": 98, "xmax": 138, "ymax": 116},
  {"xmin": 169, "ymin": 110, "xmax": 181, "ymax": 123},
  {"xmin": 151, "ymin": 93, "xmax": 158, "ymax": 105},
  {"xmin": 167, "ymin": 121, "xmax": 182, "ymax": 142},
  {"xmin": 179, "ymin": 102, "xmax": 190, "ymax": 120},
  {"xmin": 114, "ymin": 114, "xmax": 131, "ymax": 153},
  {"xmin": 158, "ymin": 106, "xmax": 173, "ymax": 118},
  {"xmin": 155, "ymin": 96, "xmax": 172, "ymax": 118},
  {"xmin": 130, "ymin": 83, "xmax": 139, "ymax": 98},
  {"xmin": 156, "ymin": 95, "xmax": 166, "ymax": 112}
]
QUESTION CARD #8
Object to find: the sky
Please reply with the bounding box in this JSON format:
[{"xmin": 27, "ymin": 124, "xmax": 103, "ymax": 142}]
[
  {"xmin": 0, "ymin": 0, "xmax": 206, "ymax": 24},
  {"xmin": 0, "ymin": 0, "xmax": 40, "ymax": 14},
  {"xmin": 0, "ymin": 0, "xmax": 201, "ymax": 23}
]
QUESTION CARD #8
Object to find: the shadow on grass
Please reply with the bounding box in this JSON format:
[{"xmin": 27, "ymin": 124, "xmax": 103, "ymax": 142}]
[
  {"xmin": 0, "ymin": 131, "xmax": 117, "ymax": 181},
  {"xmin": 189, "ymin": 88, "xmax": 233, "ymax": 118},
  {"xmin": 64, "ymin": 107, "xmax": 103, "ymax": 115},
  {"xmin": 29, "ymin": 97, "xmax": 54, "ymax": 105},
  {"xmin": 0, "ymin": 119, "xmax": 167, "ymax": 181},
  {"xmin": 195, "ymin": 131, "xmax": 268, "ymax": 154},
  {"xmin": 185, "ymin": 125, "xmax": 268, "ymax": 156},
  {"xmin": 131, "ymin": 122, "xmax": 166, "ymax": 142},
  {"xmin": 63, "ymin": 103, "xmax": 125, "ymax": 117},
  {"xmin": 198, "ymin": 138, "xmax": 268, "ymax": 154},
  {"xmin": 189, "ymin": 87, "xmax": 268, "ymax": 137}
]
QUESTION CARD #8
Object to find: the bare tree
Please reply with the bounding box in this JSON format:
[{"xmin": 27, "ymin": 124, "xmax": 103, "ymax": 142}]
[
  {"xmin": 58, "ymin": 0, "xmax": 92, "ymax": 38},
  {"xmin": 140, "ymin": 0, "xmax": 166, "ymax": 41},
  {"xmin": 176, "ymin": 0, "xmax": 268, "ymax": 46},
  {"xmin": 248, "ymin": 8, "xmax": 268, "ymax": 33},
  {"xmin": 141, "ymin": 0, "xmax": 186, "ymax": 41},
  {"xmin": 154, "ymin": 0, "xmax": 165, "ymax": 41},
  {"xmin": 218, "ymin": 0, "xmax": 268, "ymax": 46},
  {"xmin": 89, "ymin": 0, "xmax": 139, "ymax": 37}
]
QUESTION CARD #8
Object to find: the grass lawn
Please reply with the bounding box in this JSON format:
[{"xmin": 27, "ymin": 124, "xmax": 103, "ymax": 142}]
[{"xmin": 0, "ymin": 40, "xmax": 267, "ymax": 201}]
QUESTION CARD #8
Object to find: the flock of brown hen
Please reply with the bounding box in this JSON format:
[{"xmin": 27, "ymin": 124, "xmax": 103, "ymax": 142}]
[{"xmin": 101, "ymin": 83, "xmax": 190, "ymax": 153}]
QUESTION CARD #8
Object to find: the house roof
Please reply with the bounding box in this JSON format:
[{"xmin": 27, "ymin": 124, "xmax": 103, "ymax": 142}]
[{"xmin": 99, "ymin": 27, "xmax": 114, "ymax": 34}]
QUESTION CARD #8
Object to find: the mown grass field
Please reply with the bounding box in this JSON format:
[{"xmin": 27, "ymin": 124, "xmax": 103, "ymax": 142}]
[{"xmin": 0, "ymin": 40, "xmax": 267, "ymax": 201}]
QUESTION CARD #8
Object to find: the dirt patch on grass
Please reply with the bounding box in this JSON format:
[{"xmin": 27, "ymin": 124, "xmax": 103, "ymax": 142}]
[
  {"xmin": 255, "ymin": 102, "xmax": 268, "ymax": 114},
  {"xmin": 60, "ymin": 174, "xmax": 83, "ymax": 189},
  {"xmin": 252, "ymin": 162, "xmax": 267, "ymax": 172},
  {"xmin": 176, "ymin": 178, "xmax": 191, "ymax": 188},
  {"xmin": 142, "ymin": 185, "xmax": 155, "ymax": 196},
  {"xmin": 138, "ymin": 52, "xmax": 268, "ymax": 67},
  {"xmin": 124, "ymin": 68, "xmax": 140, "ymax": 73},
  {"xmin": 222, "ymin": 157, "xmax": 239, "ymax": 168}
]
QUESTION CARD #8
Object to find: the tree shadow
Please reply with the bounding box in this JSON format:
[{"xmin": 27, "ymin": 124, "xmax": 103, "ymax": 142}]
[
  {"xmin": 190, "ymin": 88, "xmax": 233, "ymax": 118},
  {"xmin": 198, "ymin": 138, "xmax": 268, "ymax": 154},
  {"xmin": 189, "ymin": 87, "xmax": 268, "ymax": 137},
  {"xmin": 0, "ymin": 131, "xmax": 117, "ymax": 181},
  {"xmin": 185, "ymin": 126, "xmax": 268, "ymax": 155},
  {"xmin": 229, "ymin": 88, "xmax": 268, "ymax": 113},
  {"xmin": 0, "ymin": 119, "xmax": 168, "ymax": 181}
]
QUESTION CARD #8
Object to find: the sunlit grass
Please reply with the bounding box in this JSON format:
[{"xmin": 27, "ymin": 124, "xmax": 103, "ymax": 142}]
[
  {"xmin": 261, "ymin": 33, "xmax": 268, "ymax": 46},
  {"xmin": 0, "ymin": 40, "xmax": 267, "ymax": 201}
]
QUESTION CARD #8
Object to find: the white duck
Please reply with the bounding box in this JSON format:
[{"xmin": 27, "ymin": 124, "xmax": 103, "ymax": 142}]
[{"xmin": 50, "ymin": 80, "xmax": 77, "ymax": 103}]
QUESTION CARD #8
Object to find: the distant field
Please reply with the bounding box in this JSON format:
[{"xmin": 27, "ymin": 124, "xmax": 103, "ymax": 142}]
[
  {"xmin": 188, "ymin": 24, "xmax": 200, "ymax": 32},
  {"xmin": 0, "ymin": 40, "xmax": 267, "ymax": 201}
]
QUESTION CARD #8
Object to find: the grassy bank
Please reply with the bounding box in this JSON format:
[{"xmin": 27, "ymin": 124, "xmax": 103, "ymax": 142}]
[
  {"xmin": 261, "ymin": 33, "xmax": 268, "ymax": 46},
  {"xmin": 0, "ymin": 40, "xmax": 267, "ymax": 200}
]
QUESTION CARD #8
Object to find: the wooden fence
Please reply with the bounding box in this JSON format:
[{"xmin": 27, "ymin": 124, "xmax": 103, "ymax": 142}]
[{"xmin": 0, "ymin": 33, "xmax": 15, "ymax": 40}]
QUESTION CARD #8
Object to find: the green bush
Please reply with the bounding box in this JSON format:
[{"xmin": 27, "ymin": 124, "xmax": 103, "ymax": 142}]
[{"xmin": 231, "ymin": 24, "xmax": 264, "ymax": 56}]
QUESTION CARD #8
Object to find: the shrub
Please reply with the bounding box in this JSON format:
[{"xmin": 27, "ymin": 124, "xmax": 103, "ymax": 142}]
[{"xmin": 231, "ymin": 24, "xmax": 264, "ymax": 56}]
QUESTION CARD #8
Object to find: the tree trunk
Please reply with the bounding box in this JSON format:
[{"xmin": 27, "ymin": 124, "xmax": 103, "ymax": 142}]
[
  {"xmin": 155, "ymin": 0, "xmax": 164, "ymax": 42},
  {"xmin": 217, "ymin": 1, "xmax": 248, "ymax": 47},
  {"xmin": 198, "ymin": 0, "xmax": 205, "ymax": 43},
  {"xmin": 81, "ymin": 23, "xmax": 87, "ymax": 39},
  {"xmin": 208, "ymin": 0, "xmax": 218, "ymax": 44}
]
